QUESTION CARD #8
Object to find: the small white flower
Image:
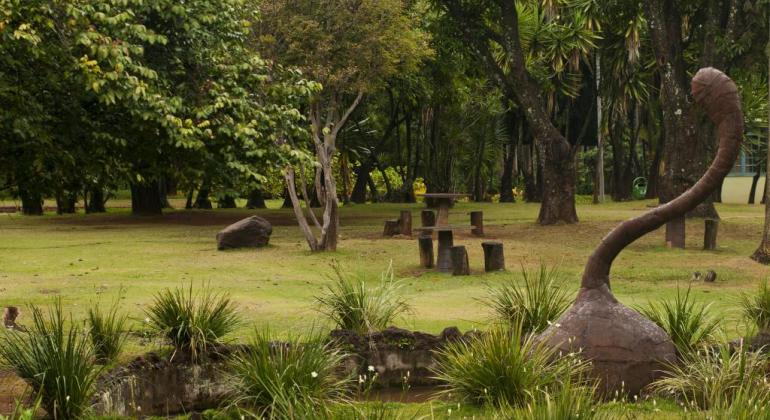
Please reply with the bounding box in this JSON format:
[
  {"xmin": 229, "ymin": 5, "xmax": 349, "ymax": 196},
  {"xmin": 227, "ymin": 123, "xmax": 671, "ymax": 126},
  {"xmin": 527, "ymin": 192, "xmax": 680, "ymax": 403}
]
[
  {"xmin": 368, "ymin": 365, "xmax": 375, "ymax": 372},
  {"xmin": 675, "ymin": 109, "xmax": 683, "ymax": 116},
  {"xmin": 311, "ymin": 371, "xmax": 318, "ymax": 378},
  {"xmin": 144, "ymin": 317, "xmax": 150, "ymax": 323},
  {"xmin": 66, "ymin": 395, "xmax": 70, "ymax": 402}
]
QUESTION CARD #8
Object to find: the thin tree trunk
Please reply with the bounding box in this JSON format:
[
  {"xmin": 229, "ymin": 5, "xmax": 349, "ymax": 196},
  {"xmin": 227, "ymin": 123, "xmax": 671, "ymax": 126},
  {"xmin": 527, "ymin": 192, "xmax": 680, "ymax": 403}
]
[
  {"xmin": 750, "ymin": 168, "xmax": 761, "ymax": 204},
  {"xmin": 594, "ymin": 53, "xmax": 605, "ymax": 204},
  {"xmin": 751, "ymin": 9, "xmax": 770, "ymax": 263}
]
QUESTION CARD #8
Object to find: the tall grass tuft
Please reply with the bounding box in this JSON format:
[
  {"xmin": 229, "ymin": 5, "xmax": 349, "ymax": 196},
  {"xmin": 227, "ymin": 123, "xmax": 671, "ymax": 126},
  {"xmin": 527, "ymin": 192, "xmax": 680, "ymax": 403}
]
[
  {"xmin": 741, "ymin": 280, "xmax": 770, "ymax": 331},
  {"xmin": 0, "ymin": 299, "xmax": 100, "ymax": 419},
  {"xmin": 431, "ymin": 323, "xmax": 591, "ymax": 409},
  {"xmin": 483, "ymin": 265, "xmax": 572, "ymax": 334},
  {"xmin": 145, "ymin": 283, "xmax": 240, "ymax": 361},
  {"xmin": 497, "ymin": 374, "xmax": 598, "ymax": 420},
  {"xmin": 650, "ymin": 341, "xmax": 770, "ymax": 410},
  {"xmin": 87, "ymin": 299, "xmax": 129, "ymax": 364},
  {"xmin": 316, "ymin": 263, "xmax": 410, "ymax": 334},
  {"xmin": 637, "ymin": 283, "xmax": 719, "ymax": 356},
  {"xmin": 227, "ymin": 329, "xmax": 351, "ymax": 419}
]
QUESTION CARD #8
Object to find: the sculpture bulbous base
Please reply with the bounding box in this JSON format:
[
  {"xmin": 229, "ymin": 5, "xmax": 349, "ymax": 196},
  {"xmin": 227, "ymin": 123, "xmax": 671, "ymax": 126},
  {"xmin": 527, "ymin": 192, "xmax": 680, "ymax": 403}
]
[{"xmin": 536, "ymin": 285, "xmax": 676, "ymax": 397}]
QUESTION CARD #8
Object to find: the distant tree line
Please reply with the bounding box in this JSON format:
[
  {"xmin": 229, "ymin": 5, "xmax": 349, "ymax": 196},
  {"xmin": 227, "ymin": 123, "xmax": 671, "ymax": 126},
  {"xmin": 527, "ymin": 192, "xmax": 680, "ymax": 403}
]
[{"xmin": 2, "ymin": 0, "xmax": 769, "ymax": 251}]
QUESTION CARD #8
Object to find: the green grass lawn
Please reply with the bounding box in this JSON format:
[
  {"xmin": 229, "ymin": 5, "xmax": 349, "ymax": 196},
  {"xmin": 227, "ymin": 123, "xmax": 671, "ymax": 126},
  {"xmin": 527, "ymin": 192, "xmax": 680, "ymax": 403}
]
[{"xmin": 1, "ymin": 198, "xmax": 769, "ymax": 418}]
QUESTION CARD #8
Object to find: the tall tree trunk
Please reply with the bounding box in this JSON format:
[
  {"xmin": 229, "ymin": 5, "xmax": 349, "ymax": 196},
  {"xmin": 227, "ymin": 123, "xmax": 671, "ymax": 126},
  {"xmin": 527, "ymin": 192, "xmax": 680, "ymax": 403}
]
[
  {"xmin": 56, "ymin": 191, "xmax": 78, "ymax": 214},
  {"xmin": 499, "ymin": 1, "xmax": 576, "ymax": 224},
  {"xmin": 185, "ymin": 186, "xmax": 195, "ymax": 209},
  {"xmin": 86, "ymin": 187, "xmax": 107, "ymax": 213},
  {"xmin": 218, "ymin": 195, "xmax": 237, "ymax": 209},
  {"xmin": 593, "ymin": 53, "xmax": 606, "ymax": 204},
  {"xmin": 350, "ymin": 163, "xmax": 372, "ymax": 204},
  {"xmin": 246, "ymin": 189, "xmax": 267, "ymax": 209},
  {"xmin": 279, "ymin": 187, "xmax": 291, "ymax": 208},
  {"xmin": 645, "ymin": 0, "xmax": 719, "ymax": 222},
  {"xmin": 130, "ymin": 181, "xmax": 163, "ymax": 216},
  {"xmin": 751, "ymin": 8, "xmax": 770, "ymax": 263},
  {"xmin": 18, "ymin": 186, "xmax": 43, "ymax": 215},
  {"xmin": 194, "ymin": 181, "xmax": 212, "ymax": 209}
]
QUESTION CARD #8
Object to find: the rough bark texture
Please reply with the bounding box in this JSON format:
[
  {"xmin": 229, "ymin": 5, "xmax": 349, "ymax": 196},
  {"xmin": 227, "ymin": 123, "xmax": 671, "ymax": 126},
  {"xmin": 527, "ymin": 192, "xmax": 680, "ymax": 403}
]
[
  {"xmin": 217, "ymin": 195, "xmax": 237, "ymax": 209},
  {"xmin": 86, "ymin": 188, "xmax": 107, "ymax": 213},
  {"xmin": 130, "ymin": 181, "xmax": 163, "ymax": 216},
  {"xmin": 481, "ymin": 242, "xmax": 505, "ymax": 272},
  {"xmin": 246, "ymin": 189, "xmax": 267, "ymax": 209},
  {"xmin": 537, "ymin": 68, "xmax": 743, "ymax": 396},
  {"xmin": 441, "ymin": 0, "xmax": 576, "ymax": 224},
  {"xmin": 645, "ymin": 0, "xmax": 719, "ymax": 221},
  {"xmin": 470, "ymin": 211, "xmax": 484, "ymax": 236},
  {"xmin": 704, "ymin": 219, "xmax": 718, "ymax": 251},
  {"xmin": 399, "ymin": 210, "xmax": 413, "ymax": 237},
  {"xmin": 19, "ymin": 189, "xmax": 43, "ymax": 215},
  {"xmin": 418, "ymin": 235, "xmax": 434, "ymax": 268},
  {"xmin": 450, "ymin": 245, "xmax": 470, "ymax": 276}
]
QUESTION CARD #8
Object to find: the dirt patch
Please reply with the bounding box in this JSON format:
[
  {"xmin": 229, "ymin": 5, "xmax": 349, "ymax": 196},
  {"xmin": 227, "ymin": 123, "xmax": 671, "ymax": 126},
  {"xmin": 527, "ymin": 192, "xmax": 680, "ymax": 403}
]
[{"xmin": 0, "ymin": 370, "xmax": 30, "ymax": 415}]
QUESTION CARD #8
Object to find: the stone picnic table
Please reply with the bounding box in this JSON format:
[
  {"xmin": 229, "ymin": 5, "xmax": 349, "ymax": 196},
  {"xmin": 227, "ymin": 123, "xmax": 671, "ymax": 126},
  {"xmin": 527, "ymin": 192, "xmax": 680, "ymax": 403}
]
[{"xmin": 417, "ymin": 193, "xmax": 470, "ymax": 227}]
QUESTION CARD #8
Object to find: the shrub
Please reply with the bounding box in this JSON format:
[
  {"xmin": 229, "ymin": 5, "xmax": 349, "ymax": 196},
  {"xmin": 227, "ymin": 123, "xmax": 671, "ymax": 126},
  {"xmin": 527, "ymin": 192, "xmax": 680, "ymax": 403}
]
[
  {"xmin": 497, "ymin": 375, "xmax": 598, "ymax": 420},
  {"xmin": 483, "ymin": 265, "xmax": 572, "ymax": 334},
  {"xmin": 87, "ymin": 300, "xmax": 129, "ymax": 364},
  {"xmin": 649, "ymin": 341, "xmax": 770, "ymax": 410},
  {"xmin": 316, "ymin": 263, "xmax": 410, "ymax": 334},
  {"xmin": 741, "ymin": 280, "xmax": 770, "ymax": 331},
  {"xmin": 228, "ymin": 329, "xmax": 350, "ymax": 419},
  {"xmin": 0, "ymin": 299, "xmax": 100, "ymax": 419},
  {"xmin": 431, "ymin": 324, "xmax": 590, "ymax": 409},
  {"xmin": 145, "ymin": 284, "xmax": 240, "ymax": 361},
  {"xmin": 637, "ymin": 284, "xmax": 720, "ymax": 356}
]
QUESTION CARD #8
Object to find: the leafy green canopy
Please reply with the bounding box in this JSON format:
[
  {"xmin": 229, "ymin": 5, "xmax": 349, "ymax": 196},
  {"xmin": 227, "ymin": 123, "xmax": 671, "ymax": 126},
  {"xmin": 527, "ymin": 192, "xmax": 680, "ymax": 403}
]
[{"xmin": 0, "ymin": 0, "xmax": 313, "ymax": 203}]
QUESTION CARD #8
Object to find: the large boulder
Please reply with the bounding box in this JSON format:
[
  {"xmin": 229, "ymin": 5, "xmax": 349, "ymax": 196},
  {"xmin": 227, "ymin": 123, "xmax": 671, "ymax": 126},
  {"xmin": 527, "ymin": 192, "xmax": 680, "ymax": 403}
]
[
  {"xmin": 537, "ymin": 286, "xmax": 676, "ymax": 397},
  {"xmin": 216, "ymin": 216, "xmax": 272, "ymax": 250}
]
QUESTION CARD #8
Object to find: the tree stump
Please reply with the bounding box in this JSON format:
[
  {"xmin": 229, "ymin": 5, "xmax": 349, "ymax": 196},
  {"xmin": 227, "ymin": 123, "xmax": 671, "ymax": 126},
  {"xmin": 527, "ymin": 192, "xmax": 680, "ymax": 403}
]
[
  {"xmin": 481, "ymin": 242, "xmax": 505, "ymax": 272},
  {"xmin": 471, "ymin": 211, "xmax": 484, "ymax": 236},
  {"xmin": 418, "ymin": 235, "xmax": 434, "ymax": 268},
  {"xmin": 3, "ymin": 307, "xmax": 19, "ymax": 329},
  {"xmin": 421, "ymin": 210, "xmax": 436, "ymax": 236},
  {"xmin": 383, "ymin": 220, "xmax": 400, "ymax": 237},
  {"xmin": 666, "ymin": 217, "xmax": 685, "ymax": 249},
  {"xmin": 704, "ymin": 219, "xmax": 718, "ymax": 250},
  {"xmin": 451, "ymin": 245, "xmax": 470, "ymax": 276},
  {"xmin": 399, "ymin": 210, "xmax": 413, "ymax": 237},
  {"xmin": 437, "ymin": 230, "xmax": 454, "ymax": 272}
]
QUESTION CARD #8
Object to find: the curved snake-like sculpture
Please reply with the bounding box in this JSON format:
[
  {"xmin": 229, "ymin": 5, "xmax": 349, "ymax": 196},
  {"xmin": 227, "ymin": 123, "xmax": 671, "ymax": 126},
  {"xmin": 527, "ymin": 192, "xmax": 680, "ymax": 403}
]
[{"xmin": 537, "ymin": 68, "xmax": 743, "ymax": 395}]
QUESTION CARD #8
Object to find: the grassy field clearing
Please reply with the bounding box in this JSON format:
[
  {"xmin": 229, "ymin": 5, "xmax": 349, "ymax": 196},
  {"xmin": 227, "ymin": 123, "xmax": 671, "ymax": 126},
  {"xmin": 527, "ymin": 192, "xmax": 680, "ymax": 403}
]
[
  {"xmin": 0, "ymin": 199, "xmax": 768, "ymax": 340},
  {"xmin": 1, "ymin": 199, "xmax": 769, "ymax": 418}
]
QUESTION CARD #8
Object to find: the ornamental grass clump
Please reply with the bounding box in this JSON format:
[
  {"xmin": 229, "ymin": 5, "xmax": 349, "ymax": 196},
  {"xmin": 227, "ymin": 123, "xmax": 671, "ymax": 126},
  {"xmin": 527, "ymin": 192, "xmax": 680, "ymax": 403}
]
[
  {"xmin": 0, "ymin": 299, "xmax": 100, "ymax": 420},
  {"xmin": 637, "ymin": 283, "xmax": 720, "ymax": 356},
  {"xmin": 145, "ymin": 283, "xmax": 240, "ymax": 361},
  {"xmin": 87, "ymin": 300, "xmax": 129, "ymax": 364},
  {"xmin": 431, "ymin": 323, "xmax": 591, "ymax": 409},
  {"xmin": 741, "ymin": 280, "xmax": 770, "ymax": 331},
  {"xmin": 316, "ymin": 263, "xmax": 410, "ymax": 334},
  {"xmin": 227, "ymin": 329, "xmax": 351, "ymax": 419},
  {"xmin": 483, "ymin": 265, "xmax": 572, "ymax": 334},
  {"xmin": 498, "ymin": 374, "xmax": 598, "ymax": 420},
  {"xmin": 649, "ymin": 341, "xmax": 770, "ymax": 411}
]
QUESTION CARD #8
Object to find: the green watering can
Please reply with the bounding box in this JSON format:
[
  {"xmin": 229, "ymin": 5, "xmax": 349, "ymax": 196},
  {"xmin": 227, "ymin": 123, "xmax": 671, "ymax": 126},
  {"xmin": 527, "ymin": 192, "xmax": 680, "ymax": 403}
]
[{"xmin": 632, "ymin": 177, "xmax": 647, "ymax": 200}]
